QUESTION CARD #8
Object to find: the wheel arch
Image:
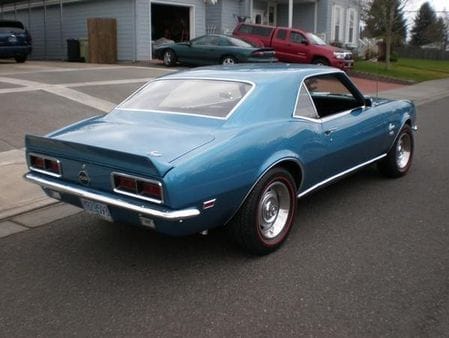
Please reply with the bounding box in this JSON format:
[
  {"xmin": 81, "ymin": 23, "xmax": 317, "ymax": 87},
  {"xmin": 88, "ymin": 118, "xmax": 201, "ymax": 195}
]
[
  {"xmin": 224, "ymin": 155, "xmax": 304, "ymax": 225},
  {"xmin": 311, "ymin": 55, "xmax": 330, "ymax": 64}
]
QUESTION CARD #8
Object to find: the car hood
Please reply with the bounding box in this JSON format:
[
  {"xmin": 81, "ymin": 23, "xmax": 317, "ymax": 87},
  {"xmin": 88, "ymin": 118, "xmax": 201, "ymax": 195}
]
[{"xmin": 49, "ymin": 118, "xmax": 216, "ymax": 165}]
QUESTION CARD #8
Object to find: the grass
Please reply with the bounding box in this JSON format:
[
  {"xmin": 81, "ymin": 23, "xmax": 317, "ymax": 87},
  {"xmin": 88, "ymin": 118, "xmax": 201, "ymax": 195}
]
[{"xmin": 353, "ymin": 58, "xmax": 449, "ymax": 82}]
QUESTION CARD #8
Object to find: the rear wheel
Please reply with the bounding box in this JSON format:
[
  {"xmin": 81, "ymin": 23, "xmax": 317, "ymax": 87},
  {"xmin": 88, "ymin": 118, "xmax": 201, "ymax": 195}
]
[
  {"xmin": 163, "ymin": 49, "xmax": 176, "ymax": 67},
  {"xmin": 378, "ymin": 124, "xmax": 414, "ymax": 177},
  {"xmin": 15, "ymin": 55, "xmax": 27, "ymax": 63},
  {"xmin": 221, "ymin": 55, "xmax": 237, "ymax": 65},
  {"xmin": 312, "ymin": 57, "xmax": 329, "ymax": 66},
  {"xmin": 227, "ymin": 167, "xmax": 297, "ymax": 255}
]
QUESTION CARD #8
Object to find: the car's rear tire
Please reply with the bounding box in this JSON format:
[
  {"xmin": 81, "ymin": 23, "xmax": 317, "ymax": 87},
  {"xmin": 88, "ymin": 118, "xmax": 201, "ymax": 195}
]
[
  {"xmin": 378, "ymin": 124, "xmax": 414, "ymax": 178},
  {"xmin": 227, "ymin": 167, "xmax": 297, "ymax": 255},
  {"xmin": 221, "ymin": 55, "xmax": 237, "ymax": 65},
  {"xmin": 163, "ymin": 49, "xmax": 176, "ymax": 67},
  {"xmin": 312, "ymin": 57, "xmax": 329, "ymax": 66},
  {"xmin": 14, "ymin": 55, "xmax": 27, "ymax": 63}
]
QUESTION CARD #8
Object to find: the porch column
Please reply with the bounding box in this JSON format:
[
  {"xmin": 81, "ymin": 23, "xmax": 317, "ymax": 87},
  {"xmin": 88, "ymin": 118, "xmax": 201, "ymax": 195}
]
[
  {"xmin": 249, "ymin": 0, "xmax": 253, "ymax": 23},
  {"xmin": 314, "ymin": 0, "xmax": 318, "ymax": 33},
  {"xmin": 288, "ymin": 0, "xmax": 293, "ymax": 28}
]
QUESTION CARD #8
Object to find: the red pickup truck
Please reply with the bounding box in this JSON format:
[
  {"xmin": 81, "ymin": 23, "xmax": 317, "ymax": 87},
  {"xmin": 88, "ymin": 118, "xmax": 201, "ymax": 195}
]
[{"xmin": 233, "ymin": 23, "xmax": 353, "ymax": 70}]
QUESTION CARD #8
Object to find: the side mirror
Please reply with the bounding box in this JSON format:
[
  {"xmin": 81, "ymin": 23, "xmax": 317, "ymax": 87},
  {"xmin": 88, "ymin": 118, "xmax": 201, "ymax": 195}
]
[
  {"xmin": 364, "ymin": 97, "xmax": 373, "ymax": 107},
  {"xmin": 301, "ymin": 40, "xmax": 309, "ymax": 45}
]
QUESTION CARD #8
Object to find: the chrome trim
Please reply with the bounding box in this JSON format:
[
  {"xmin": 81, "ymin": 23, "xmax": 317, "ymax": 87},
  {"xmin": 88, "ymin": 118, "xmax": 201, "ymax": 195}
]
[
  {"xmin": 297, "ymin": 154, "xmax": 387, "ymax": 198},
  {"xmin": 111, "ymin": 171, "xmax": 164, "ymax": 205},
  {"xmin": 28, "ymin": 152, "xmax": 62, "ymax": 178},
  {"xmin": 116, "ymin": 77, "xmax": 256, "ymax": 121},
  {"xmin": 24, "ymin": 173, "xmax": 200, "ymax": 221},
  {"xmin": 412, "ymin": 125, "xmax": 418, "ymax": 131},
  {"xmin": 291, "ymin": 70, "xmax": 366, "ymax": 123}
]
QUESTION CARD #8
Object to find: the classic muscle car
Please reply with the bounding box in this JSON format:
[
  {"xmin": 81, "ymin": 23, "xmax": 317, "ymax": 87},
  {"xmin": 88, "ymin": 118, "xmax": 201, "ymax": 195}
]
[{"xmin": 25, "ymin": 64, "xmax": 417, "ymax": 255}]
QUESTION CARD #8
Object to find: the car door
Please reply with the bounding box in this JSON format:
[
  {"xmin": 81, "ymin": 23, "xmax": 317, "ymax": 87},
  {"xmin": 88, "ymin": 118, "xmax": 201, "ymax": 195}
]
[
  {"xmin": 187, "ymin": 36, "xmax": 220, "ymax": 65},
  {"xmin": 282, "ymin": 30, "xmax": 310, "ymax": 63},
  {"xmin": 302, "ymin": 73, "xmax": 391, "ymax": 179}
]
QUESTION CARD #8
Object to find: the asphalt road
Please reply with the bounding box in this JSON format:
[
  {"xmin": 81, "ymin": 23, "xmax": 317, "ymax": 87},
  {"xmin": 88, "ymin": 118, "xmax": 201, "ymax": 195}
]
[{"xmin": 1, "ymin": 90, "xmax": 448, "ymax": 335}]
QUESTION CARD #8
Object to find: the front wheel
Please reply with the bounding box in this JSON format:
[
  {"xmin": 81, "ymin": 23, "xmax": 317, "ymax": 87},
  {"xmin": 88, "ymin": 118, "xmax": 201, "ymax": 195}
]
[
  {"xmin": 312, "ymin": 57, "xmax": 329, "ymax": 66},
  {"xmin": 227, "ymin": 167, "xmax": 297, "ymax": 255},
  {"xmin": 162, "ymin": 49, "xmax": 176, "ymax": 67},
  {"xmin": 378, "ymin": 124, "xmax": 414, "ymax": 177},
  {"xmin": 221, "ymin": 55, "xmax": 237, "ymax": 65}
]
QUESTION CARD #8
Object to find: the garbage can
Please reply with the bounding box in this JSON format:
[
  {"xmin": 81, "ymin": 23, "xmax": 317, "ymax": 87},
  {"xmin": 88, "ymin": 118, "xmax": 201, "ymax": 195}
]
[
  {"xmin": 67, "ymin": 39, "xmax": 80, "ymax": 62},
  {"xmin": 79, "ymin": 38, "xmax": 88, "ymax": 62}
]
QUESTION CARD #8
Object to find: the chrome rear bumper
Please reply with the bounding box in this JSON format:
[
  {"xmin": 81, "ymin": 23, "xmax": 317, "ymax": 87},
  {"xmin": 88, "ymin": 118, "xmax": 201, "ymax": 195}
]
[{"xmin": 24, "ymin": 172, "xmax": 200, "ymax": 221}]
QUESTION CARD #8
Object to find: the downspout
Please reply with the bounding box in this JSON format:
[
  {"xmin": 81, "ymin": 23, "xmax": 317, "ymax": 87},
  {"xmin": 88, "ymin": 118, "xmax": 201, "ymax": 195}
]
[
  {"xmin": 44, "ymin": 0, "xmax": 47, "ymax": 59},
  {"xmin": 59, "ymin": 0, "xmax": 64, "ymax": 60}
]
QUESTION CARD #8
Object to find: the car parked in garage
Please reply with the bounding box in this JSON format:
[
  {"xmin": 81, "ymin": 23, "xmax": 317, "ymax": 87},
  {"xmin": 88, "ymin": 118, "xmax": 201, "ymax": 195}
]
[
  {"xmin": 0, "ymin": 20, "xmax": 32, "ymax": 63},
  {"xmin": 154, "ymin": 34, "xmax": 277, "ymax": 66}
]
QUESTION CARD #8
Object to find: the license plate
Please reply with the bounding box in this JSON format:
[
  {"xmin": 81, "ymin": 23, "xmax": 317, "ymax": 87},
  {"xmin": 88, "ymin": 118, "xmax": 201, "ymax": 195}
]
[{"xmin": 81, "ymin": 198, "xmax": 113, "ymax": 222}]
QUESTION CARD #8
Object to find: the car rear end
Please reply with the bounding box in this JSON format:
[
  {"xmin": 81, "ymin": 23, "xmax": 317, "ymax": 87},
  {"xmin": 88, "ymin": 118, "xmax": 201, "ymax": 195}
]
[
  {"xmin": 0, "ymin": 20, "xmax": 32, "ymax": 62},
  {"xmin": 245, "ymin": 48, "xmax": 277, "ymax": 63}
]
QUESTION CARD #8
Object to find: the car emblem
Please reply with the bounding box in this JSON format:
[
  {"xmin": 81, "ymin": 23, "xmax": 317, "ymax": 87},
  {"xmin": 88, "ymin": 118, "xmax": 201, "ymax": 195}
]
[{"xmin": 78, "ymin": 165, "xmax": 90, "ymax": 185}]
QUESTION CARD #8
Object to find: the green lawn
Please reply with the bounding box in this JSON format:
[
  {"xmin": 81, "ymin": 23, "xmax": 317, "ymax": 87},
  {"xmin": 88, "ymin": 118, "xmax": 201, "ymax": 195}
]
[{"xmin": 354, "ymin": 58, "xmax": 449, "ymax": 82}]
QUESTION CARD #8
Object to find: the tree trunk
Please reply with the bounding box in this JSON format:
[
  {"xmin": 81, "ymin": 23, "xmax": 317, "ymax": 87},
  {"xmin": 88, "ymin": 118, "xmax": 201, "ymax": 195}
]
[{"xmin": 385, "ymin": 1, "xmax": 395, "ymax": 70}]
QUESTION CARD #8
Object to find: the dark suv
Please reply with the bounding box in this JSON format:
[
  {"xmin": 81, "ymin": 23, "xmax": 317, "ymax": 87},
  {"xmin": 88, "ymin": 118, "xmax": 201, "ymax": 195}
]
[{"xmin": 0, "ymin": 20, "xmax": 32, "ymax": 63}]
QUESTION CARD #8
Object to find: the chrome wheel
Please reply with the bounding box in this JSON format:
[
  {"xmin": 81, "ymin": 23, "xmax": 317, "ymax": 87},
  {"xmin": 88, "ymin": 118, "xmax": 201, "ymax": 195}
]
[
  {"xmin": 163, "ymin": 50, "xmax": 175, "ymax": 66},
  {"xmin": 258, "ymin": 181, "xmax": 291, "ymax": 239},
  {"xmin": 222, "ymin": 56, "xmax": 236, "ymax": 65},
  {"xmin": 396, "ymin": 133, "xmax": 412, "ymax": 169}
]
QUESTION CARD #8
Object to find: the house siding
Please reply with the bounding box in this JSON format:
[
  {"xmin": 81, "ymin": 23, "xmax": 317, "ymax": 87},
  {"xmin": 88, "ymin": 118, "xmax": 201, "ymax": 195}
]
[{"xmin": 1, "ymin": 0, "xmax": 135, "ymax": 60}]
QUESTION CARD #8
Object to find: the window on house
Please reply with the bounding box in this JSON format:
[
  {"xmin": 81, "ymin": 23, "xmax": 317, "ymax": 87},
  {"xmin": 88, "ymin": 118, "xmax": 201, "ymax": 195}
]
[
  {"xmin": 347, "ymin": 8, "xmax": 356, "ymax": 44},
  {"xmin": 333, "ymin": 5, "xmax": 343, "ymax": 42}
]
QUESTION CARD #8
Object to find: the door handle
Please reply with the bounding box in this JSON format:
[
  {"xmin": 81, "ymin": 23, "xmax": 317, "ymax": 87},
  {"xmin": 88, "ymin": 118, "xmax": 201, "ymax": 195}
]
[{"xmin": 324, "ymin": 128, "xmax": 337, "ymax": 136}]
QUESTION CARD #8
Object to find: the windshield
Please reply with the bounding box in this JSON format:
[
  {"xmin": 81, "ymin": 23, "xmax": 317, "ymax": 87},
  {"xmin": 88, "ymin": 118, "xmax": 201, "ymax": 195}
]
[
  {"xmin": 118, "ymin": 79, "xmax": 253, "ymax": 119},
  {"xmin": 227, "ymin": 36, "xmax": 254, "ymax": 48},
  {"xmin": 306, "ymin": 33, "xmax": 327, "ymax": 45}
]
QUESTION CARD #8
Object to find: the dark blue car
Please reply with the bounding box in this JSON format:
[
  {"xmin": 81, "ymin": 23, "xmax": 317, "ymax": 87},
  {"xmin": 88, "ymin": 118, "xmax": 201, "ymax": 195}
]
[{"xmin": 0, "ymin": 20, "xmax": 32, "ymax": 63}]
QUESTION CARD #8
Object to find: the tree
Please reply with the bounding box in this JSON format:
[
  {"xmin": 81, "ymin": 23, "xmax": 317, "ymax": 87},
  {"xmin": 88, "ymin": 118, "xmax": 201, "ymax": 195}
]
[
  {"xmin": 363, "ymin": 0, "xmax": 407, "ymax": 69},
  {"xmin": 410, "ymin": 2, "xmax": 444, "ymax": 47}
]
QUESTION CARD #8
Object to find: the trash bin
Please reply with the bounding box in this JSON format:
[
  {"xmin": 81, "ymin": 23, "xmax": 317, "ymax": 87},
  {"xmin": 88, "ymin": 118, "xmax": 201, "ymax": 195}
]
[
  {"xmin": 79, "ymin": 38, "xmax": 88, "ymax": 62},
  {"xmin": 67, "ymin": 39, "xmax": 80, "ymax": 62}
]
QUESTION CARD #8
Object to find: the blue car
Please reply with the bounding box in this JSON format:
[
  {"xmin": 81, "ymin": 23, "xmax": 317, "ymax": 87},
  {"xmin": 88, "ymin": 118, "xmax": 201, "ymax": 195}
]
[
  {"xmin": 25, "ymin": 64, "xmax": 417, "ymax": 255},
  {"xmin": 0, "ymin": 20, "xmax": 32, "ymax": 63}
]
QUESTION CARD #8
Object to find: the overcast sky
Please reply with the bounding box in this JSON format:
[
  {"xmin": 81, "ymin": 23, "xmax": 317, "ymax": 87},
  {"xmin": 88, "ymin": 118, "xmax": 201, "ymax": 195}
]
[{"xmin": 404, "ymin": 0, "xmax": 448, "ymax": 15}]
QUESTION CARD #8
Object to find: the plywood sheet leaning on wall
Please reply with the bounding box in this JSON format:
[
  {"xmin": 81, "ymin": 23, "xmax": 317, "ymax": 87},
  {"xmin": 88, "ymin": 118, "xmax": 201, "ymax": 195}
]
[{"xmin": 87, "ymin": 18, "xmax": 117, "ymax": 64}]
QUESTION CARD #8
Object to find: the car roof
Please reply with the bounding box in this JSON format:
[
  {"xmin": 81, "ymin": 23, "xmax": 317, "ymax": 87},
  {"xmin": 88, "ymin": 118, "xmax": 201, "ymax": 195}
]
[{"xmin": 161, "ymin": 63, "xmax": 343, "ymax": 85}]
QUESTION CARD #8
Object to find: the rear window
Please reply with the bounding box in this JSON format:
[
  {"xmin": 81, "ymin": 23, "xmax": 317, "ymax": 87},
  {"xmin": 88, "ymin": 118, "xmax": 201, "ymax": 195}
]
[
  {"xmin": 0, "ymin": 20, "xmax": 25, "ymax": 33},
  {"xmin": 237, "ymin": 24, "xmax": 273, "ymax": 37},
  {"xmin": 118, "ymin": 79, "xmax": 253, "ymax": 119}
]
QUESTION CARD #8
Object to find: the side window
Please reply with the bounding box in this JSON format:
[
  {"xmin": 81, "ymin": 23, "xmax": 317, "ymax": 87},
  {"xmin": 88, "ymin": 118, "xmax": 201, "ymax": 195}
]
[
  {"xmin": 304, "ymin": 74, "xmax": 363, "ymax": 118},
  {"xmin": 290, "ymin": 32, "xmax": 306, "ymax": 44},
  {"xmin": 276, "ymin": 29, "xmax": 287, "ymax": 40},
  {"xmin": 294, "ymin": 84, "xmax": 318, "ymax": 119},
  {"xmin": 193, "ymin": 36, "xmax": 218, "ymax": 46}
]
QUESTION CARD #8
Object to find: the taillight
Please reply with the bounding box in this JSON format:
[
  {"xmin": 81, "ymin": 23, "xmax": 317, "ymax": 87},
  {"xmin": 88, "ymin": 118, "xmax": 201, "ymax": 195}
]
[
  {"xmin": 114, "ymin": 175, "xmax": 136, "ymax": 193},
  {"xmin": 29, "ymin": 154, "xmax": 62, "ymax": 177},
  {"xmin": 137, "ymin": 181, "xmax": 162, "ymax": 200},
  {"xmin": 252, "ymin": 51, "xmax": 265, "ymax": 57},
  {"xmin": 112, "ymin": 173, "xmax": 163, "ymax": 204}
]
